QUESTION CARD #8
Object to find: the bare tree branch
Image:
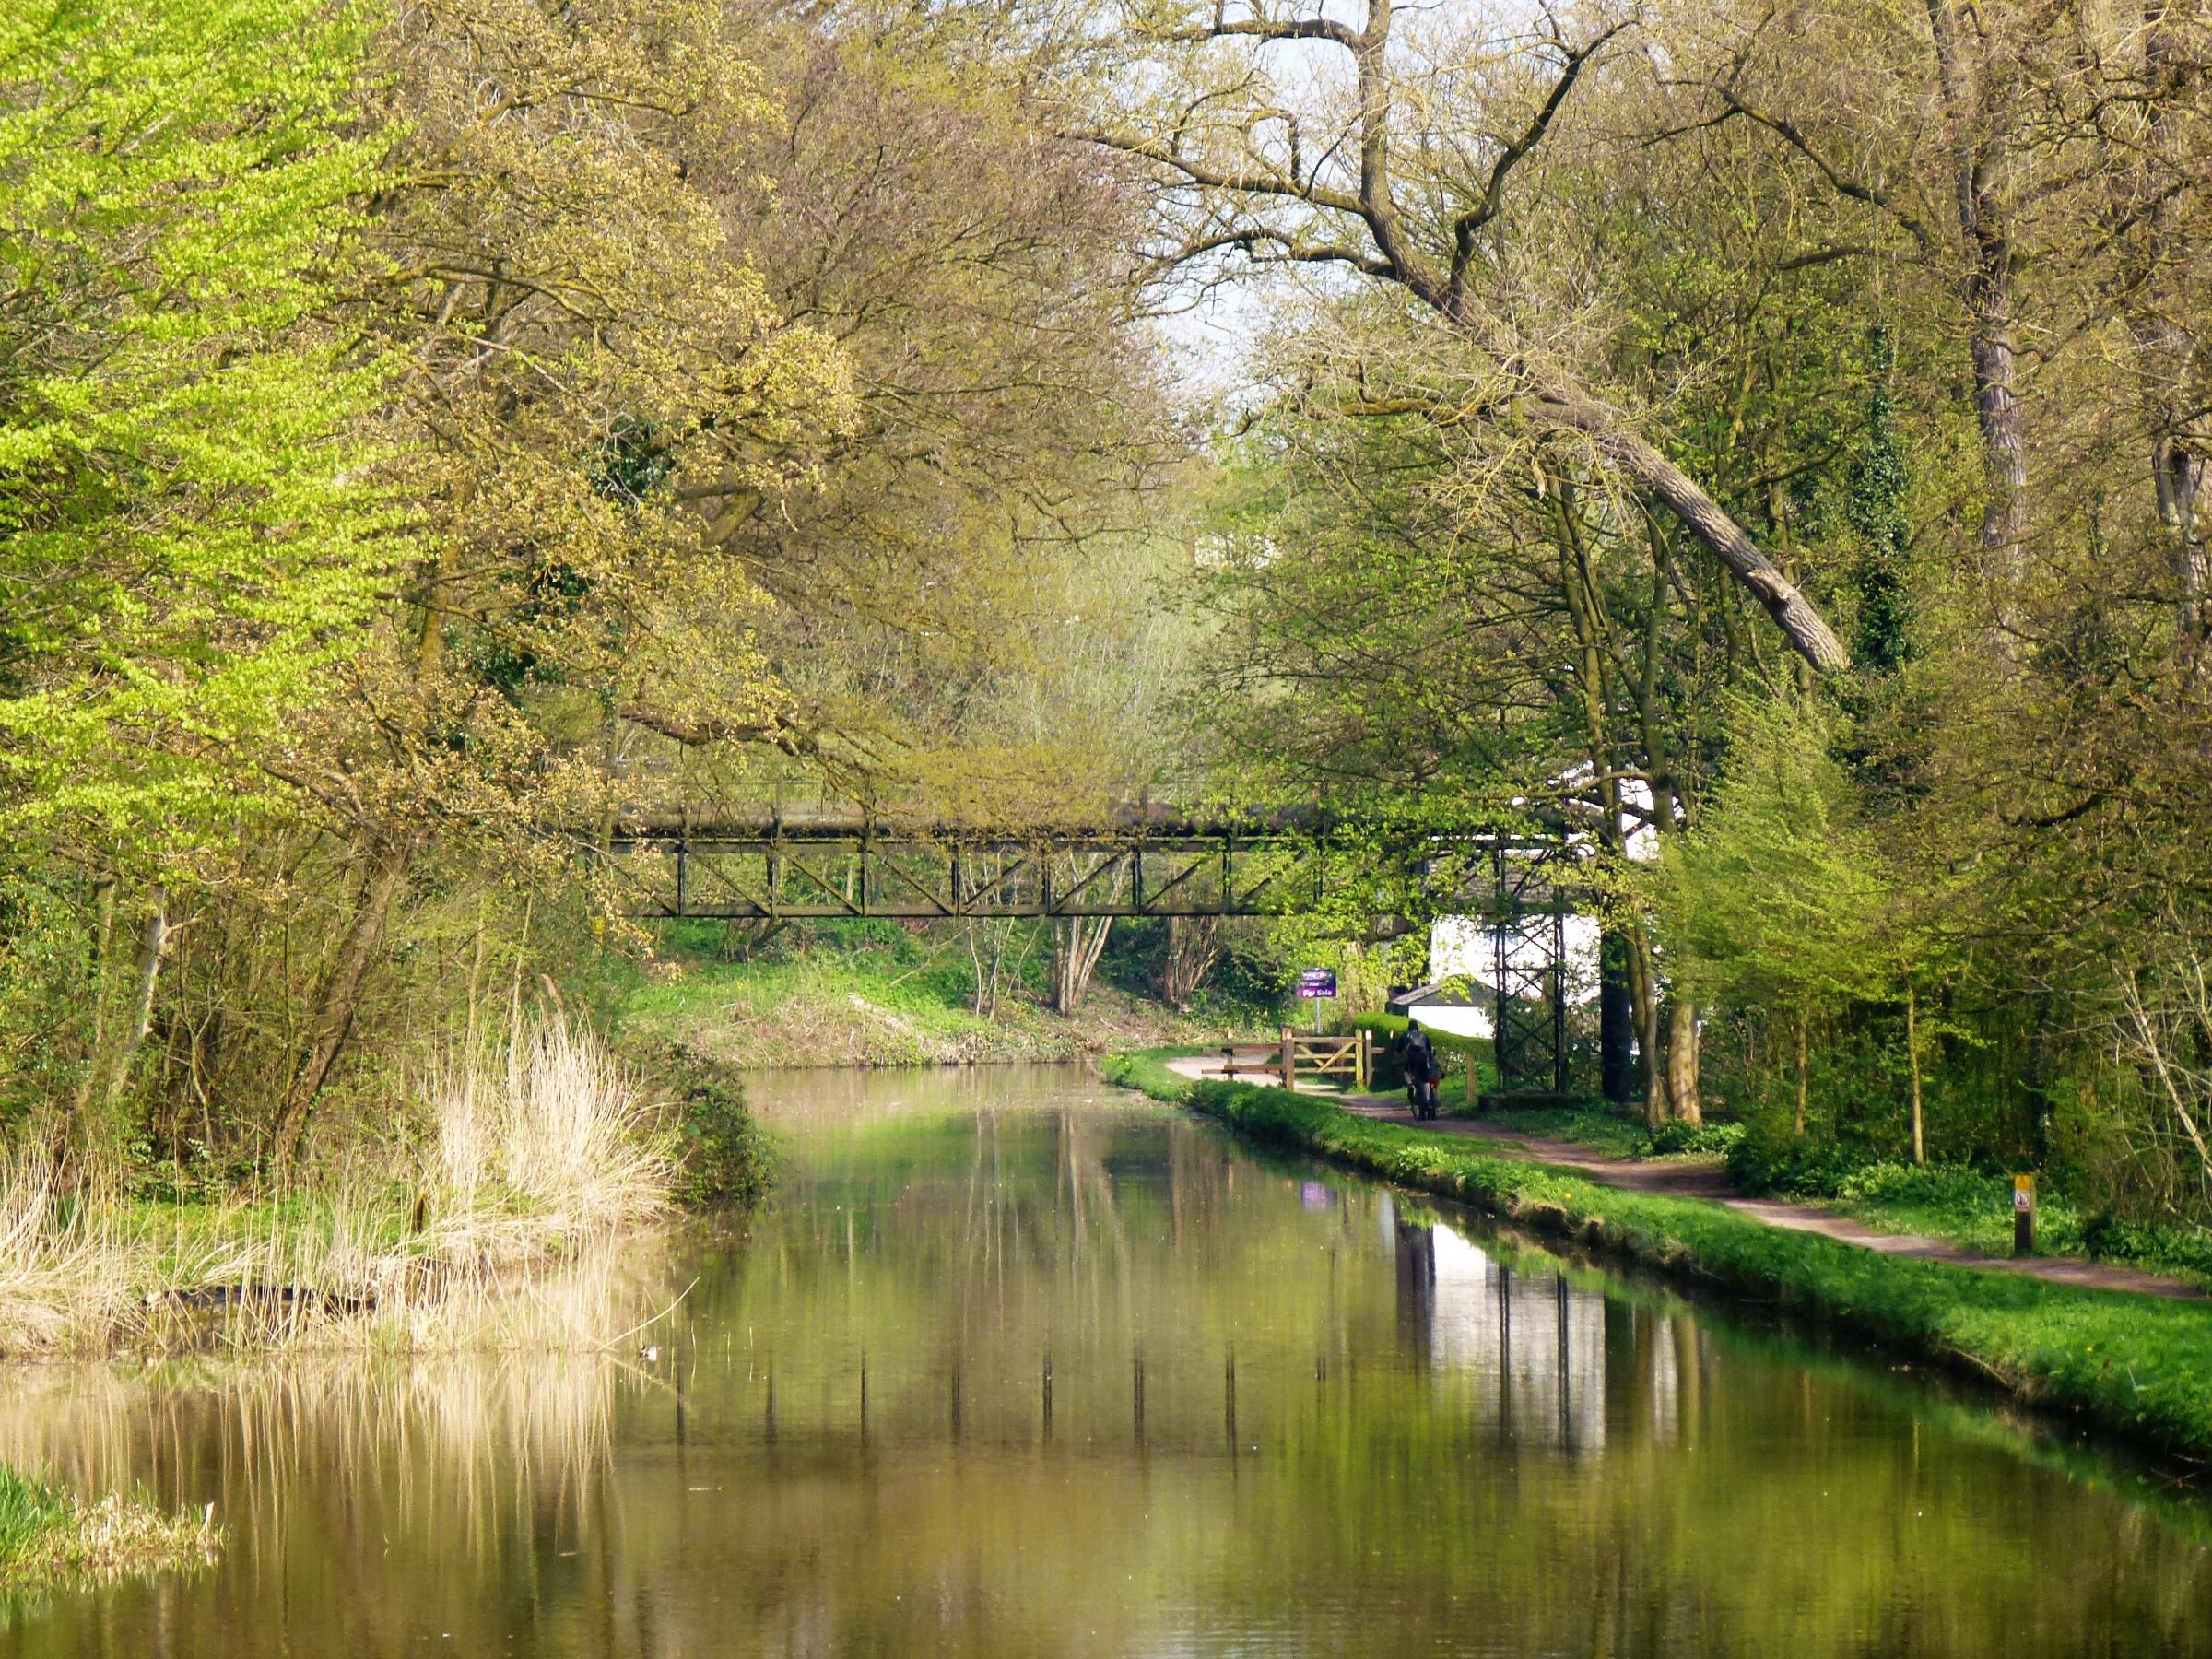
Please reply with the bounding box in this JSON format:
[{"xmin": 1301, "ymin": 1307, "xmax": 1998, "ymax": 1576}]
[
  {"xmin": 1449, "ymin": 21, "xmax": 1632, "ymax": 306},
  {"xmin": 1085, "ymin": 1, "xmax": 1853, "ymax": 671}
]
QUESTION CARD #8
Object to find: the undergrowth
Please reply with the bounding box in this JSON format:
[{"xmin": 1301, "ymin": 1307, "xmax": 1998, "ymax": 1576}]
[
  {"xmin": 0, "ymin": 1017, "xmax": 688, "ymax": 1355},
  {"xmin": 1728, "ymin": 1127, "xmax": 2212, "ymax": 1288}
]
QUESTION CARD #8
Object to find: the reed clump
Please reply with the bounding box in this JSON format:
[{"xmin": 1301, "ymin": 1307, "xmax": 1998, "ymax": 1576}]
[
  {"xmin": 0, "ymin": 1018, "xmax": 680, "ymax": 1356},
  {"xmin": 0, "ymin": 1465, "xmax": 219, "ymax": 1592}
]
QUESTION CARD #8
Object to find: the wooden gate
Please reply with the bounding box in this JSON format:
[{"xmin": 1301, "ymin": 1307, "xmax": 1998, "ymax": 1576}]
[{"xmin": 1210, "ymin": 1030, "xmax": 1372, "ymax": 1092}]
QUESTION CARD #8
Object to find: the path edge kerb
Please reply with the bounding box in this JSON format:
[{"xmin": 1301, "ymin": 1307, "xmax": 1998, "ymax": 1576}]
[{"xmin": 1100, "ymin": 1050, "xmax": 2212, "ymax": 1466}]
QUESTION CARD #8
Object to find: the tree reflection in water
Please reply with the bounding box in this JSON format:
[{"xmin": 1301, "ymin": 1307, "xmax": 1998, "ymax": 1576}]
[{"xmin": 4, "ymin": 1065, "xmax": 2211, "ymax": 1657}]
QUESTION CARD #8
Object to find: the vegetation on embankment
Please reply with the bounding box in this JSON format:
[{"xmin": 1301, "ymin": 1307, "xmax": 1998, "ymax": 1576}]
[
  {"xmin": 1102, "ymin": 1051, "xmax": 2212, "ymax": 1460},
  {"xmin": 0, "ymin": 1018, "xmax": 724, "ymax": 1357},
  {"xmin": 1724, "ymin": 1134, "xmax": 2212, "ymax": 1291},
  {"xmin": 620, "ymin": 918, "xmax": 1284, "ymax": 1068},
  {"xmin": 1437, "ymin": 1082, "xmax": 2212, "ymax": 1291},
  {"xmin": 0, "ymin": 1465, "xmax": 218, "ymax": 1593},
  {"xmin": 1351, "ymin": 1014, "xmax": 2212, "ymax": 1285}
]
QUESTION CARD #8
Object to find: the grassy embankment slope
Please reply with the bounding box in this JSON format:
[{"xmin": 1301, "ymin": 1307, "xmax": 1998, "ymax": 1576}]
[
  {"xmin": 618, "ymin": 919, "xmax": 1281, "ymax": 1066},
  {"xmin": 1103, "ymin": 1050, "xmax": 2212, "ymax": 1459}
]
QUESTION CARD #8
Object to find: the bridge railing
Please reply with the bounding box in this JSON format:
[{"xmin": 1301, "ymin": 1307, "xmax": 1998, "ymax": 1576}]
[{"xmin": 598, "ymin": 804, "xmax": 1571, "ymax": 1097}]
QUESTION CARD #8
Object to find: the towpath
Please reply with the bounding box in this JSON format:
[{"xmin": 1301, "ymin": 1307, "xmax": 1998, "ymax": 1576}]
[{"xmin": 1159, "ymin": 1054, "xmax": 2204, "ymax": 1300}]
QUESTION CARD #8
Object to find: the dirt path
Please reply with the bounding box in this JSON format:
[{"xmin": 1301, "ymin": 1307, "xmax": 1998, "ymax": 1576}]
[{"xmin": 1160, "ymin": 1056, "xmax": 2204, "ymax": 1300}]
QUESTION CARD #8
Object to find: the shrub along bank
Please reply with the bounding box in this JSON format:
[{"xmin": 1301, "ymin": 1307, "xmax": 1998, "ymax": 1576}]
[
  {"xmin": 1339, "ymin": 1021, "xmax": 2206, "ymax": 1284},
  {"xmin": 1101, "ymin": 1050, "xmax": 2212, "ymax": 1461}
]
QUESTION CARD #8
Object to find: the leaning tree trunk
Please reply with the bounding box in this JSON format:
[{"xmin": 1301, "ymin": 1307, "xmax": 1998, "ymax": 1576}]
[{"xmin": 1088, "ymin": 0, "xmax": 1853, "ymax": 673}]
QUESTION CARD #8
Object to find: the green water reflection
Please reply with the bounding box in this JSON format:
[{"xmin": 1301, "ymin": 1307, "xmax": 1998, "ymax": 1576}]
[{"xmin": 4, "ymin": 1065, "xmax": 2211, "ymax": 1656}]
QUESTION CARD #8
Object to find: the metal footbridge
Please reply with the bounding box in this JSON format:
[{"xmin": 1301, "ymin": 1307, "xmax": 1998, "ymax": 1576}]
[{"xmin": 601, "ymin": 804, "xmax": 1580, "ymax": 1091}]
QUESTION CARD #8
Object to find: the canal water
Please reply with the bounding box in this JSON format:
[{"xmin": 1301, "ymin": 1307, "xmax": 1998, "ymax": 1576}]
[{"xmin": 5, "ymin": 1065, "xmax": 2212, "ymax": 1655}]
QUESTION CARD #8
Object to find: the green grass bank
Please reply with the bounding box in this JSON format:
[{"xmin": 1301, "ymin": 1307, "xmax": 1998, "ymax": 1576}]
[
  {"xmin": 0, "ymin": 1466, "xmax": 218, "ymax": 1593},
  {"xmin": 1352, "ymin": 1015, "xmax": 2212, "ymax": 1287},
  {"xmin": 618, "ymin": 918, "xmax": 1283, "ymax": 1067},
  {"xmin": 1102, "ymin": 1050, "xmax": 2212, "ymax": 1462}
]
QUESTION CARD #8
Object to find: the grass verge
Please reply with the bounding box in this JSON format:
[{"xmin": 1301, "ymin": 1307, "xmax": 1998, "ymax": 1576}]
[
  {"xmin": 1724, "ymin": 1139, "xmax": 2212, "ymax": 1290},
  {"xmin": 1101, "ymin": 1049, "xmax": 2212, "ymax": 1461},
  {"xmin": 0, "ymin": 1465, "xmax": 218, "ymax": 1592}
]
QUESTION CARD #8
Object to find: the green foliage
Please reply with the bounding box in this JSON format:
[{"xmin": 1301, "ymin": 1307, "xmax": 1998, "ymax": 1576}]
[
  {"xmin": 1644, "ymin": 697, "xmax": 1902, "ymax": 1012},
  {"xmin": 0, "ymin": 1468, "xmax": 68, "ymax": 1566},
  {"xmin": 1727, "ymin": 1125, "xmax": 2212, "ymax": 1288},
  {"xmin": 1847, "ymin": 329, "xmax": 1913, "ymax": 677},
  {"xmin": 0, "ymin": 0, "xmax": 400, "ymax": 851},
  {"xmin": 648, "ymin": 1051, "xmax": 778, "ymax": 1208},
  {"xmin": 0, "ymin": 1464, "xmax": 218, "ymax": 1589},
  {"xmin": 1648, "ymin": 1119, "xmax": 1748, "ymax": 1157}
]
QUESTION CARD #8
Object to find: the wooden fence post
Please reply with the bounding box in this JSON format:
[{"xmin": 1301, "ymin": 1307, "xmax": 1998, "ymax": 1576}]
[{"xmin": 1281, "ymin": 1029, "xmax": 1296, "ymax": 1092}]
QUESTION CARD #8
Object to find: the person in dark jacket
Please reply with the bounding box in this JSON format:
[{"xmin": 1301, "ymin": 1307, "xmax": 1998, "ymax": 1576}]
[{"xmin": 1399, "ymin": 1020, "xmax": 1442, "ymax": 1119}]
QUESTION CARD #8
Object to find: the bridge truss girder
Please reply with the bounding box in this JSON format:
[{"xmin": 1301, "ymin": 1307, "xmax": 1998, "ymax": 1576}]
[
  {"xmin": 602, "ymin": 830, "xmax": 1345, "ymax": 920},
  {"xmin": 1489, "ymin": 841, "xmax": 1571, "ymax": 1097}
]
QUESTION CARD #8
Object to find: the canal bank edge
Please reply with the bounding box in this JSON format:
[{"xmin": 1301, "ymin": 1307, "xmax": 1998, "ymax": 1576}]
[{"xmin": 1100, "ymin": 1050, "xmax": 2212, "ymax": 1464}]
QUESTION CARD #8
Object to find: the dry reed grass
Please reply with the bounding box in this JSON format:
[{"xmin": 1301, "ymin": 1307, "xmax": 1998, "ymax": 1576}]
[{"xmin": 0, "ymin": 1018, "xmax": 679, "ymax": 1356}]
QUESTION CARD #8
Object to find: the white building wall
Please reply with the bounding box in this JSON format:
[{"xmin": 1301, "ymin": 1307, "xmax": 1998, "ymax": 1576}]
[{"xmin": 1428, "ymin": 913, "xmax": 1603, "ymax": 1010}]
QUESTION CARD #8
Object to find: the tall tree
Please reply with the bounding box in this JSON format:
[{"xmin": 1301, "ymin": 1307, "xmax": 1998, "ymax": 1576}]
[
  {"xmin": 0, "ymin": 0, "xmax": 398, "ymax": 1151},
  {"xmin": 1076, "ymin": 0, "xmax": 1851, "ymax": 670}
]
